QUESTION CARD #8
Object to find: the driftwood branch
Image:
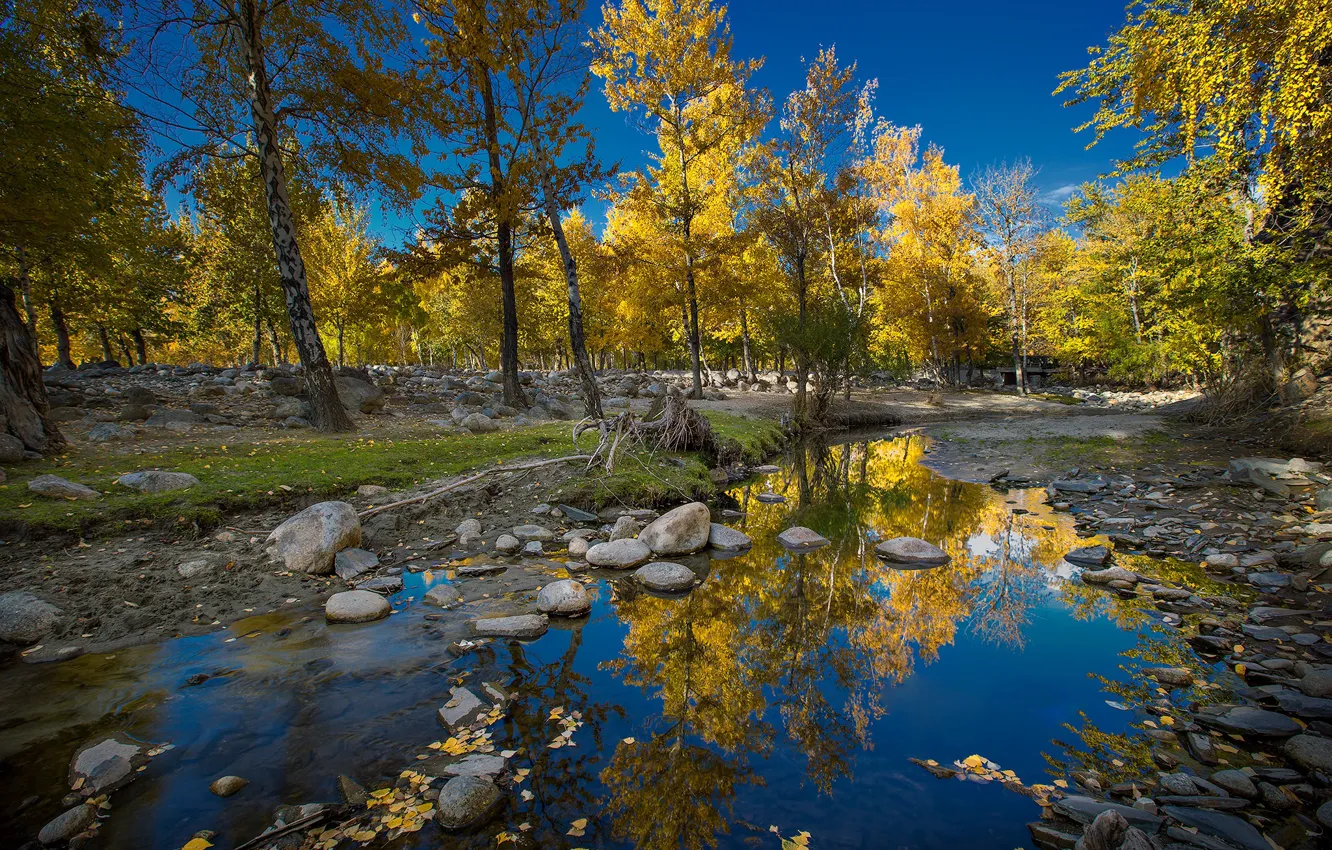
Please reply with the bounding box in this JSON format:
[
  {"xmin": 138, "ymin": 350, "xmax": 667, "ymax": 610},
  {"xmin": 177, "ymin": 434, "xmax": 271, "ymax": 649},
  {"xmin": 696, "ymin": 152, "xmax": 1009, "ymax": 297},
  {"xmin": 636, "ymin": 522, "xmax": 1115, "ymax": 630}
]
[{"xmin": 356, "ymin": 455, "xmax": 592, "ymax": 520}]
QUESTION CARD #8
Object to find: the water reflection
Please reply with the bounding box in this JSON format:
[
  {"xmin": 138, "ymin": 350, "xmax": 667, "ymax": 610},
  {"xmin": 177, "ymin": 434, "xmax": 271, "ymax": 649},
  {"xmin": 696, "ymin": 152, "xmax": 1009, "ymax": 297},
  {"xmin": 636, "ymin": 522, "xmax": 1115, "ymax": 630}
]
[{"xmin": 0, "ymin": 435, "xmax": 1218, "ymax": 850}]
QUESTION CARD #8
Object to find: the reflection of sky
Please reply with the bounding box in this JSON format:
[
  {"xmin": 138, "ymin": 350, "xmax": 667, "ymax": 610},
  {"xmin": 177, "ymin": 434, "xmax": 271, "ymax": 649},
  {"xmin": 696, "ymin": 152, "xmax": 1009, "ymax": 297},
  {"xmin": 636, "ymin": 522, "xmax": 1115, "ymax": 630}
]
[{"xmin": 1, "ymin": 437, "xmax": 1153, "ymax": 850}]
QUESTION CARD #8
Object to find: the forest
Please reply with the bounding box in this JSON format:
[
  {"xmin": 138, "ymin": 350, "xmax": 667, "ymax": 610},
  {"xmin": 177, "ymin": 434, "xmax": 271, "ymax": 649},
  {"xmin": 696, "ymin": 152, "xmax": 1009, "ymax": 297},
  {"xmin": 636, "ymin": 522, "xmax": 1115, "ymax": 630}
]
[{"xmin": 1, "ymin": 0, "xmax": 1329, "ymax": 449}]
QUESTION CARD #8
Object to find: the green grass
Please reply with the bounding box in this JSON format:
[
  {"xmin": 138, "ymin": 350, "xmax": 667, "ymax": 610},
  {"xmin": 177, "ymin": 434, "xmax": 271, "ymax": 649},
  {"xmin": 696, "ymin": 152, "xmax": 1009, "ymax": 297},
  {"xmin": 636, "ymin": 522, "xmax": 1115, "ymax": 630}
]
[
  {"xmin": 1038, "ymin": 430, "xmax": 1178, "ymax": 468},
  {"xmin": 1031, "ymin": 392, "xmax": 1084, "ymax": 405},
  {"xmin": 0, "ymin": 410, "xmax": 788, "ymax": 539}
]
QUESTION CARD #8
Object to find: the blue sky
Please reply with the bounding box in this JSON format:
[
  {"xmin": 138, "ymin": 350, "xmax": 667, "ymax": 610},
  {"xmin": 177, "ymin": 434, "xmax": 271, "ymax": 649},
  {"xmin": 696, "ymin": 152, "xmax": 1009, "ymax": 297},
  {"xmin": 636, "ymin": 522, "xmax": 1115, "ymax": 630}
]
[{"xmin": 564, "ymin": 0, "xmax": 1139, "ymax": 230}]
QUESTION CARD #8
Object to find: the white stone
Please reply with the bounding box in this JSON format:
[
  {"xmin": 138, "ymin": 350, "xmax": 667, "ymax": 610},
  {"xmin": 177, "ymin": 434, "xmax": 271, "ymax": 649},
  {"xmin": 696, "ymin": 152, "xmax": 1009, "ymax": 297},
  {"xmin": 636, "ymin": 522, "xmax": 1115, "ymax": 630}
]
[{"xmin": 266, "ymin": 501, "xmax": 361, "ymax": 575}]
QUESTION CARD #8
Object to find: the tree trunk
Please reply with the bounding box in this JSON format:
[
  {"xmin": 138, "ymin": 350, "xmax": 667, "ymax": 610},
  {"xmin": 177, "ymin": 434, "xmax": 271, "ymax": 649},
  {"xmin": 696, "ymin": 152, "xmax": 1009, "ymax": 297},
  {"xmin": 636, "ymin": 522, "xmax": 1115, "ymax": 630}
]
[
  {"xmin": 49, "ymin": 299, "xmax": 73, "ymax": 369},
  {"xmin": 252, "ymin": 277, "xmax": 263, "ymax": 365},
  {"xmin": 739, "ymin": 299, "xmax": 753, "ymax": 380},
  {"xmin": 96, "ymin": 323, "xmax": 114, "ymax": 363},
  {"xmin": 17, "ymin": 247, "xmax": 37, "ymax": 339},
  {"xmin": 267, "ymin": 319, "xmax": 282, "ymax": 364},
  {"xmin": 1, "ymin": 280, "xmax": 63, "ymax": 453},
  {"xmin": 239, "ymin": 0, "xmax": 352, "ymax": 431},
  {"xmin": 1006, "ymin": 268, "xmax": 1025, "ymax": 395},
  {"xmin": 132, "ymin": 328, "xmax": 148, "ymax": 365},
  {"xmin": 337, "ymin": 321, "xmax": 345, "ymax": 368},
  {"xmin": 117, "ymin": 333, "xmax": 134, "ymax": 365},
  {"xmin": 794, "ymin": 253, "xmax": 810, "ymax": 423},
  {"xmin": 542, "ymin": 178, "xmax": 601, "ymax": 418}
]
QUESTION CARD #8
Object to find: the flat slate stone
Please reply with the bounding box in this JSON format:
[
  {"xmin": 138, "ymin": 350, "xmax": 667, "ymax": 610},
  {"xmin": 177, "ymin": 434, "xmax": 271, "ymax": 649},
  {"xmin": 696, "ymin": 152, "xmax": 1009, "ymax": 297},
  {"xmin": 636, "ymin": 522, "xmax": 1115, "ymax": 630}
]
[
  {"xmin": 777, "ymin": 527, "xmax": 830, "ymax": 551},
  {"xmin": 334, "ymin": 548, "xmax": 379, "ymax": 581},
  {"xmin": 437, "ymin": 753, "xmax": 507, "ymax": 778},
  {"xmin": 69, "ymin": 733, "xmax": 145, "ymax": 794},
  {"xmin": 1052, "ymin": 796, "xmax": 1162, "ymax": 833},
  {"xmin": 1081, "ymin": 566, "xmax": 1138, "ymax": 585},
  {"xmin": 557, "ymin": 504, "xmax": 598, "ymax": 523},
  {"xmin": 1248, "ymin": 606, "xmax": 1315, "ymax": 624},
  {"xmin": 472, "ymin": 614, "xmax": 547, "ymax": 639},
  {"xmin": 438, "ymin": 686, "xmax": 487, "ymax": 729},
  {"xmin": 1161, "ymin": 806, "xmax": 1269, "ymax": 850},
  {"xmin": 424, "ymin": 585, "xmax": 462, "ymax": 607},
  {"xmin": 509, "ymin": 524, "xmax": 554, "ymax": 542},
  {"xmin": 756, "ymin": 493, "xmax": 786, "ymax": 503},
  {"xmin": 116, "ymin": 470, "xmax": 200, "ymax": 493},
  {"xmin": 633, "ymin": 562, "xmax": 697, "ymax": 592},
  {"xmin": 875, "ymin": 536, "xmax": 949, "ymax": 567},
  {"xmin": 1193, "ymin": 705, "xmax": 1301, "ymax": 737},
  {"xmin": 1064, "ymin": 545, "xmax": 1111, "ymax": 566},
  {"xmin": 356, "ymin": 575, "xmax": 403, "ymax": 593},
  {"xmin": 1241, "ymin": 624, "xmax": 1292, "ymax": 642}
]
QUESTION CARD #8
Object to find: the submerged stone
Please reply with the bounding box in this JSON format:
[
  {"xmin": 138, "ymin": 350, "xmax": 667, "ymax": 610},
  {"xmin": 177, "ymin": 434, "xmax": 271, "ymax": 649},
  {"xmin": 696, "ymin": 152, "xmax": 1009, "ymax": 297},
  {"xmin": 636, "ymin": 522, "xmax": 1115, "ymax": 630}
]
[{"xmin": 777, "ymin": 527, "xmax": 830, "ymax": 550}]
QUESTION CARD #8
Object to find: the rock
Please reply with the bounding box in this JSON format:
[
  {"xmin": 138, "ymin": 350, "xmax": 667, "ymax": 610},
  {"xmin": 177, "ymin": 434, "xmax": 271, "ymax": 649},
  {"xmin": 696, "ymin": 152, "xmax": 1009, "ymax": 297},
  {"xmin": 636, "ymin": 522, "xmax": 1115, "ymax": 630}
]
[
  {"xmin": 633, "ymin": 562, "xmax": 697, "ymax": 592},
  {"xmin": 1081, "ymin": 566, "xmax": 1138, "ymax": 585},
  {"xmin": 1318, "ymin": 799, "xmax": 1332, "ymax": 829},
  {"xmin": 356, "ymin": 484, "xmax": 389, "ymax": 497},
  {"xmin": 609, "ymin": 515, "xmax": 640, "ymax": 541},
  {"xmin": 557, "ymin": 503, "xmax": 598, "ymax": 522},
  {"xmin": 338, "ymin": 775, "xmax": 368, "ymax": 806},
  {"xmin": 708, "ymin": 523, "xmax": 751, "ymax": 550},
  {"xmin": 435, "ymin": 775, "xmax": 501, "ymax": 829},
  {"xmin": 756, "ymin": 492, "xmax": 785, "ymax": 503},
  {"xmin": 1065, "ymin": 545, "xmax": 1111, "ymax": 566},
  {"xmin": 1028, "ymin": 822, "xmax": 1082, "ymax": 850},
  {"xmin": 1074, "ymin": 809, "xmax": 1128, "ymax": 850},
  {"xmin": 424, "ymin": 585, "xmax": 462, "ymax": 607},
  {"xmin": 1146, "ymin": 667, "xmax": 1194, "ymax": 687},
  {"xmin": 87, "ymin": 422, "xmax": 128, "ymax": 442},
  {"xmin": 472, "ymin": 614, "xmax": 547, "ymax": 638},
  {"xmin": 1300, "ymin": 668, "xmax": 1332, "ymax": 698},
  {"xmin": 875, "ymin": 536, "xmax": 949, "ymax": 567},
  {"xmin": 510, "ymin": 524, "xmax": 554, "ymax": 542},
  {"xmin": 437, "ymin": 753, "xmax": 507, "ymax": 778},
  {"xmin": 117, "ymin": 470, "xmax": 201, "ymax": 493},
  {"xmin": 334, "ymin": 548, "xmax": 379, "ymax": 581},
  {"xmin": 357, "ymin": 575, "xmax": 402, "ymax": 593},
  {"xmin": 1052, "ymin": 796, "xmax": 1161, "ymax": 832},
  {"xmin": 777, "ymin": 526, "xmax": 830, "ymax": 550},
  {"xmin": 123, "ymin": 385, "xmax": 157, "ymax": 405},
  {"xmin": 324, "ymin": 590, "xmax": 391, "ymax": 624},
  {"xmin": 333, "ymin": 376, "xmax": 385, "ymax": 413},
  {"xmin": 1194, "ymin": 705, "xmax": 1301, "ymax": 737},
  {"xmin": 177, "ymin": 558, "xmax": 214, "ymax": 579},
  {"xmin": 638, "ymin": 502, "xmax": 711, "ymax": 555},
  {"xmin": 69, "ymin": 733, "xmax": 145, "ymax": 794},
  {"xmin": 38, "ymin": 803, "xmax": 97, "ymax": 845},
  {"xmin": 462, "ymin": 412, "xmax": 498, "ymax": 433},
  {"xmin": 0, "ymin": 591, "xmax": 60, "ymax": 644},
  {"xmin": 266, "ymin": 501, "xmax": 361, "ymax": 575},
  {"xmin": 586, "ymin": 538, "xmax": 651, "ymax": 568},
  {"xmin": 495, "ymin": 533, "xmax": 521, "ymax": 554},
  {"xmin": 145, "ymin": 408, "xmax": 202, "ymax": 428},
  {"xmin": 0, "ymin": 433, "xmax": 25, "ymax": 463},
  {"xmin": 568, "ymin": 536, "xmax": 590, "ymax": 558},
  {"xmin": 27, "ymin": 473, "xmax": 99, "ymax": 500},
  {"xmin": 456, "ymin": 518, "xmax": 482, "ymax": 538},
  {"xmin": 437, "ymin": 686, "xmax": 487, "ymax": 728},
  {"xmin": 1160, "ymin": 806, "xmax": 1269, "ymax": 850},
  {"xmin": 1208, "ymin": 770, "xmax": 1257, "ymax": 799},
  {"xmin": 536, "ymin": 580, "xmax": 590, "ymax": 616},
  {"xmin": 1157, "ymin": 773, "xmax": 1198, "ymax": 795},
  {"xmin": 1283, "ymin": 733, "xmax": 1332, "ymax": 773},
  {"xmin": 1051, "ymin": 478, "xmax": 1107, "ymax": 493},
  {"xmin": 1248, "ymin": 606, "xmax": 1315, "ymax": 624},
  {"xmin": 210, "ymin": 775, "xmax": 248, "ymax": 797},
  {"xmin": 270, "ymin": 375, "xmax": 303, "ymax": 396}
]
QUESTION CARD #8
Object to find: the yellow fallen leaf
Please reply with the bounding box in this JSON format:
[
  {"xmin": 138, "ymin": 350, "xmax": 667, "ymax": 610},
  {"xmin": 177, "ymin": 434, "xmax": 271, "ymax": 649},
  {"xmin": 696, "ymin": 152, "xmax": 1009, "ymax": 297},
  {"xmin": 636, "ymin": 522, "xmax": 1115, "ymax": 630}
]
[
  {"xmin": 370, "ymin": 789, "xmax": 391, "ymax": 799},
  {"xmin": 571, "ymin": 818, "xmax": 588, "ymax": 829},
  {"xmin": 385, "ymin": 817, "xmax": 403, "ymax": 829},
  {"xmin": 962, "ymin": 754, "xmax": 985, "ymax": 769},
  {"xmin": 1160, "ymin": 715, "xmax": 1176, "ymax": 726},
  {"xmin": 183, "ymin": 840, "xmax": 213, "ymax": 850},
  {"xmin": 351, "ymin": 831, "xmax": 376, "ymax": 842},
  {"xmin": 1053, "ymin": 779, "xmax": 1069, "ymax": 789}
]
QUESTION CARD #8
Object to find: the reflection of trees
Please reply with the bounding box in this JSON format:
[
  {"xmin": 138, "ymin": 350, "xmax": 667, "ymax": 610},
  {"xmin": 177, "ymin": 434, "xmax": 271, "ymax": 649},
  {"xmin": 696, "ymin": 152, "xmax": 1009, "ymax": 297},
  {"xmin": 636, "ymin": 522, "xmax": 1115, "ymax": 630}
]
[{"xmin": 603, "ymin": 436, "xmax": 1066, "ymax": 847}]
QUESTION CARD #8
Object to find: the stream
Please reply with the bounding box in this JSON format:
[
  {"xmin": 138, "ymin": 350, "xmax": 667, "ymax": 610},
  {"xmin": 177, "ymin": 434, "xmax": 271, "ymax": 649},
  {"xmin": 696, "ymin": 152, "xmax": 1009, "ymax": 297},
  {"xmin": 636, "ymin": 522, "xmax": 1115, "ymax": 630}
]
[{"xmin": 0, "ymin": 434, "xmax": 1228, "ymax": 849}]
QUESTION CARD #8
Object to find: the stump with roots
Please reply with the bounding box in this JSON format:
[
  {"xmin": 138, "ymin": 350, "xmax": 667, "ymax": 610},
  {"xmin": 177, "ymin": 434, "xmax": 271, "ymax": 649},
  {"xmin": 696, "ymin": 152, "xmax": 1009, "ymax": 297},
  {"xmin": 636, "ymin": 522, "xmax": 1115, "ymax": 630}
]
[{"xmin": 573, "ymin": 395, "xmax": 717, "ymax": 472}]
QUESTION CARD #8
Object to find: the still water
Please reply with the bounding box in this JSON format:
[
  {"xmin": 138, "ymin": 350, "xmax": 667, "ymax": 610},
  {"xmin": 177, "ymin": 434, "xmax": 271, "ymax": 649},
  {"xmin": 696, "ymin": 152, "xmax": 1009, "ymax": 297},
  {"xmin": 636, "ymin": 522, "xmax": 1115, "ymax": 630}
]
[{"xmin": 0, "ymin": 436, "xmax": 1208, "ymax": 849}]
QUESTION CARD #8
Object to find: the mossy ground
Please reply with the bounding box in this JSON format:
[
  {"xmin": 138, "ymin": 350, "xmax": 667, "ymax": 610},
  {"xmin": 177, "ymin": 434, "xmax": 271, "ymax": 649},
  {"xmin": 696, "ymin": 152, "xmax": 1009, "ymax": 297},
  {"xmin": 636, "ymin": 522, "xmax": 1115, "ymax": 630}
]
[{"xmin": 0, "ymin": 411, "xmax": 788, "ymax": 539}]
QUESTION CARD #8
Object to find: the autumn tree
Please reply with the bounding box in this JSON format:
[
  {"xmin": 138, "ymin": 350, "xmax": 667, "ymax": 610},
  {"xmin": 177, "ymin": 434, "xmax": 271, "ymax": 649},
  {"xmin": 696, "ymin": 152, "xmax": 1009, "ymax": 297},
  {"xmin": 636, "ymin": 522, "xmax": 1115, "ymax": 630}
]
[
  {"xmin": 973, "ymin": 159, "xmax": 1045, "ymax": 394},
  {"xmin": 304, "ymin": 200, "xmax": 383, "ymax": 367},
  {"xmin": 121, "ymin": 0, "xmax": 426, "ymax": 430},
  {"xmin": 591, "ymin": 0, "xmax": 765, "ymax": 398}
]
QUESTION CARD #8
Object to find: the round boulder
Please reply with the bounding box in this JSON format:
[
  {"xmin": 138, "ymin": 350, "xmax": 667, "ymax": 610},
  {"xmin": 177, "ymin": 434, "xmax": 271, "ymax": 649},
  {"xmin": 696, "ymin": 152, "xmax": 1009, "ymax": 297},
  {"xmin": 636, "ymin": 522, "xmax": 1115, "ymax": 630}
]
[
  {"xmin": 435, "ymin": 775, "xmax": 502, "ymax": 829},
  {"xmin": 116, "ymin": 470, "xmax": 201, "ymax": 493},
  {"xmin": 325, "ymin": 590, "xmax": 391, "ymax": 624},
  {"xmin": 0, "ymin": 591, "xmax": 60, "ymax": 644},
  {"xmin": 210, "ymin": 775, "xmax": 249, "ymax": 797},
  {"xmin": 586, "ymin": 538, "xmax": 651, "ymax": 569},
  {"xmin": 708, "ymin": 523, "xmax": 752, "ymax": 551},
  {"xmin": 634, "ymin": 562, "xmax": 697, "ymax": 593},
  {"xmin": 536, "ymin": 580, "xmax": 591, "ymax": 617},
  {"xmin": 638, "ymin": 502, "xmax": 711, "ymax": 555},
  {"xmin": 266, "ymin": 501, "xmax": 361, "ymax": 575},
  {"xmin": 38, "ymin": 803, "xmax": 97, "ymax": 844},
  {"xmin": 1284, "ymin": 734, "xmax": 1332, "ymax": 773},
  {"xmin": 875, "ymin": 537, "xmax": 949, "ymax": 567}
]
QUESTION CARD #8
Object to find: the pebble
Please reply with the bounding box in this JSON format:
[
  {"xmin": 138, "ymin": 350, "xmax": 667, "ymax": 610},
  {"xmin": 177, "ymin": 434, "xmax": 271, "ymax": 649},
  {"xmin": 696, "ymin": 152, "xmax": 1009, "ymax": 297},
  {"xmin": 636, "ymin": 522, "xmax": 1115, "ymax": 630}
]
[
  {"xmin": 324, "ymin": 590, "xmax": 391, "ymax": 624},
  {"xmin": 209, "ymin": 775, "xmax": 248, "ymax": 797}
]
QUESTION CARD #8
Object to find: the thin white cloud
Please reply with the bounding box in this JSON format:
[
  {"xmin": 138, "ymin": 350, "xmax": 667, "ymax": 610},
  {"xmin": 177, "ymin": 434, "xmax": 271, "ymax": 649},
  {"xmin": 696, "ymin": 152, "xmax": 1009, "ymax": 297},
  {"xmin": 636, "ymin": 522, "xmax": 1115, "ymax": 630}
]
[{"xmin": 1039, "ymin": 184, "xmax": 1079, "ymax": 205}]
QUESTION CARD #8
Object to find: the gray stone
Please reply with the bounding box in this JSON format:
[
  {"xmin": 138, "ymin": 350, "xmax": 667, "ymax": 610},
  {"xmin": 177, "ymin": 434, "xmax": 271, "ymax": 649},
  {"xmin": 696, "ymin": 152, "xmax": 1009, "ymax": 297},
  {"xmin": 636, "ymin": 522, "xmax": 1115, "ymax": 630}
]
[
  {"xmin": 1146, "ymin": 667, "xmax": 1194, "ymax": 687},
  {"xmin": 145, "ymin": 408, "xmax": 202, "ymax": 428},
  {"xmin": 1081, "ymin": 566, "xmax": 1138, "ymax": 585},
  {"xmin": 1208, "ymin": 769, "xmax": 1257, "ymax": 799},
  {"xmin": 177, "ymin": 558, "xmax": 214, "ymax": 579},
  {"xmin": 117, "ymin": 470, "xmax": 201, "ymax": 493},
  {"xmin": 38, "ymin": 803, "xmax": 97, "ymax": 844},
  {"xmin": 435, "ymin": 775, "xmax": 501, "ymax": 829},
  {"xmin": 0, "ymin": 591, "xmax": 60, "ymax": 644},
  {"xmin": 568, "ymin": 536, "xmax": 590, "ymax": 558},
  {"xmin": 455, "ymin": 518, "xmax": 482, "ymax": 538},
  {"xmin": 333, "ymin": 376, "xmax": 385, "ymax": 413},
  {"xmin": 495, "ymin": 533, "xmax": 521, "ymax": 554},
  {"xmin": 462, "ymin": 413, "xmax": 498, "ymax": 433},
  {"xmin": 87, "ymin": 422, "xmax": 128, "ymax": 442},
  {"xmin": 1051, "ymin": 479, "xmax": 1107, "ymax": 493},
  {"xmin": 1241, "ymin": 624, "xmax": 1292, "ymax": 642},
  {"xmin": 334, "ymin": 548, "xmax": 379, "ymax": 581},
  {"xmin": 472, "ymin": 614, "xmax": 547, "ymax": 639},
  {"xmin": 27, "ymin": 473, "xmax": 99, "ymax": 500},
  {"xmin": 424, "ymin": 585, "xmax": 462, "ymax": 607},
  {"xmin": 266, "ymin": 501, "xmax": 361, "ymax": 575},
  {"xmin": 1158, "ymin": 773, "xmax": 1199, "ymax": 795},
  {"xmin": 437, "ymin": 686, "xmax": 487, "ymax": 728},
  {"xmin": 270, "ymin": 375, "xmax": 303, "ymax": 396},
  {"xmin": 357, "ymin": 575, "xmax": 402, "ymax": 593},
  {"xmin": 1194, "ymin": 705, "xmax": 1301, "ymax": 737},
  {"xmin": 778, "ymin": 526, "xmax": 830, "ymax": 550},
  {"xmin": 558, "ymin": 503, "xmax": 598, "ymax": 523},
  {"xmin": 1160, "ymin": 807, "xmax": 1269, "ymax": 850},
  {"xmin": 69, "ymin": 733, "xmax": 144, "ymax": 794},
  {"xmin": 638, "ymin": 502, "xmax": 711, "ymax": 555},
  {"xmin": 0, "ymin": 433, "xmax": 25, "ymax": 462},
  {"xmin": 1317, "ymin": 800, "xmax": 1332, "ymax": 829},
  {"xmin": 1075, "ymin": 809, "xmax": 1129, "ymax": 850},
  {"xmin": 1283, "ymin": 733, "xmax": 1332, "ymax": 773},
  {"xmin": 510, "ymin": 524, "xmax": 554, "ymax": 542},
  {"xmin": 609, "ymin": 515, "xmax": 641, "ymax": 541},
  {"xmin": 356, "ymin": 484, "xmax": 389, "ymax": 498},
  {"xmin": 586, "ymin": 538, "xmax": 651, "ymax": 568},
  {"xmin": 708, "ymin": 523, "xmax": 751, "ymax": 550},
  {"xmin": 1065, "ymin": 545, "xmax": 1111, "ymax": 566},
  {"xmin": 536, "ymin": 580, "xmax": 590, "ymax": 616},
  {"xmin": 1248, "ymin": 606, "xmax": 1315, "ymax": 624},
  {"xmin": 756, "ymin": 492, "xmax": 786, "ymax": 503},
  {"xmin": 210, "ymin": 775, "xmax": 249, "ymax": 797},
  {"xmin": 338, "ymin": 775, "xmax": 368, "ymax": 806},
  {"xmin": 437, "ymin": 753, "xmax": 506, "ymax": 778},
  {"xmin": 324, "ymin": 590, "xmax": 390, "ymax": 624},
  {"xmin": 1299, "ymin": 668, "xmax": 1332, "ymax": 698},
  {"xmin": 633, "ymin": 562, "xmax": 697, "ymax": 592},
  {"xmin": 1051, "ymin": 796, "xmax": 1161, "ymax": 832},
  {"xmin": 875, "ymin": 536, "xmax": 949, "ymax": 566}
]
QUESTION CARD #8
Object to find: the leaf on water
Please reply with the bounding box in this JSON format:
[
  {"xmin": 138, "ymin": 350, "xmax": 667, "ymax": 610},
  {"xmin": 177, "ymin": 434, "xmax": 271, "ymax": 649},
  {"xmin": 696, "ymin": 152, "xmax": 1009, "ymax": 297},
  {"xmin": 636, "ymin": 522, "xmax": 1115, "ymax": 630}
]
[
  {"xmin": 501, "ymin": 750, "xmax": 516, "ymax": 758},
  {"xmin": 1053, "ymin": 779, "xmax": 1069, "ymax": 789},
  {"xmin": 182, "ymin": 840, "xmax": 213, "ymax": 850},
  {"xmin": 962, "ymin": 754, "xmax": 985, "ymax": 770},
  {"xmin": 386, "ymin": 817, "xmax": 403, "ymax": 829},
  {"xmin": 370, "ymin": 789, "xmax": 391, "ymax": 799},
  {"xmin": 351, "ymin": 830, "xmax": 377, "ymax": 842},
  {"xmin": 571, "ymin": 818, "xmax": 588, "ymax": 829},
  {"xmin": 1160, "ymin": 716, "xmax": 1176, "ymax": 726},
  {"xmin": 521, "ymin": 789, "xmax": 534, "ymax": 801},
  {"xmin": 1105, "ymin": 700, "xmax": 1129, "ymax": 710},
  {"xmin": 622, "ymin": 737, "xmax": 636, "ymax": 745}
]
